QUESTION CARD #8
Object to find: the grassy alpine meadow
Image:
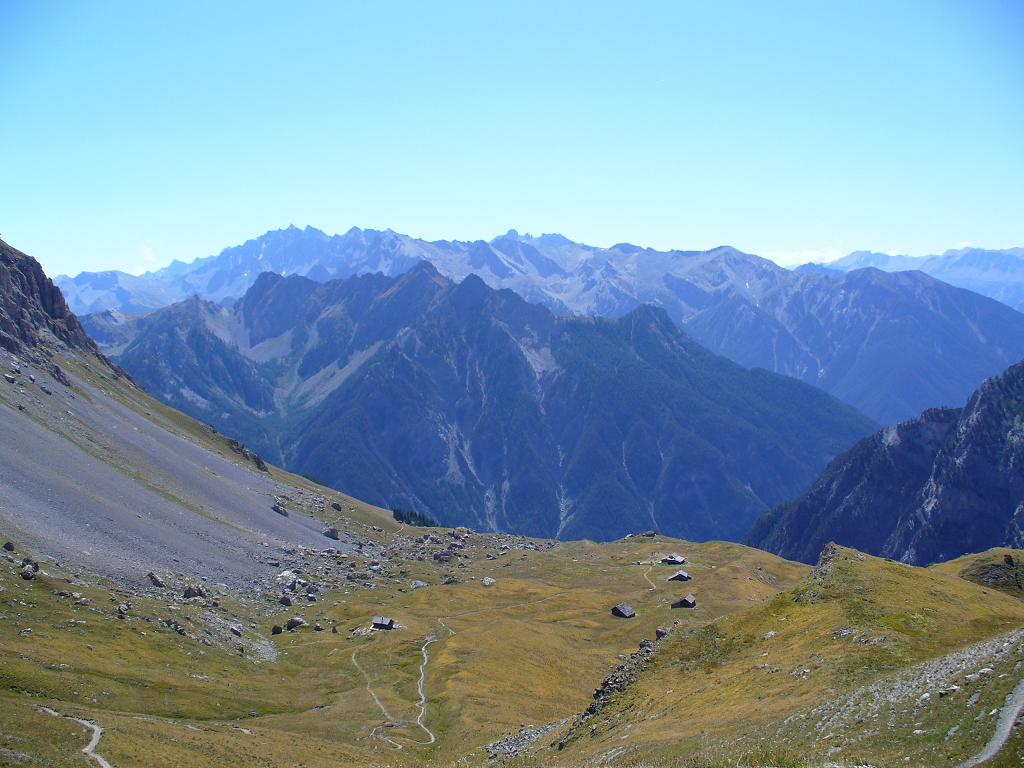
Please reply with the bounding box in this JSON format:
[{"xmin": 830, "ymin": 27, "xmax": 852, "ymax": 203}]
[{"xmin": 0, "ymin": 531, "xmax": 811, "ymax": 767}]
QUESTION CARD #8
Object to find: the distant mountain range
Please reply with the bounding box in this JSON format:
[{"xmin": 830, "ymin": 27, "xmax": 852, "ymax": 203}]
[
  {"xmin": 83, "ymin": 263, "xmax": 875, "ymax": 541},
  {"xmin": 814, "ymin": 246, "xmax": 1024, "ymax": 312},
  {"xmin": 747, "ymin": 359, "xmax": 1024, "ymax": 565},
  {"xmin": 61, "ymin": 226, "xmax": 1024, "ymax": 424}
]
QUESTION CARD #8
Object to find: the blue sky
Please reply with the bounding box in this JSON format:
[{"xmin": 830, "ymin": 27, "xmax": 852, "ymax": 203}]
[{"xmin": 2, "ymin": 1, "xmax": 1022, "ymax": 277}]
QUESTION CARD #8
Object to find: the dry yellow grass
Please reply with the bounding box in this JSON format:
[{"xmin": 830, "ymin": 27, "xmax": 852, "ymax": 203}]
[
  {"xmin": 0, "ymin": 534, "xmax": 806, "ymax": 767},
  {"xmin": 543, "ymin": 546, "xmax": 1024, "ymax": 767}
]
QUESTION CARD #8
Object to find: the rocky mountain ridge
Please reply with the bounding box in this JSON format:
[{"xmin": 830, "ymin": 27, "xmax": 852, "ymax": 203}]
[
  {"xmin": 747, "ymin": 359, "xmax": 1024, "ymax": 565},
  {"xmin": 822, "ymin": 245, "xmax": 1024, "ymax": 312},
  {"xmin": 60, "ymin": 225, "xmax": 1024, "ymax": 423},
  {"xmin": 86, "ymin": 262, "xmax": 875, "ymax": 541}
]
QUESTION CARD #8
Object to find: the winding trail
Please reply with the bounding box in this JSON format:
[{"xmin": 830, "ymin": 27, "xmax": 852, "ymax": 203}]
[
  {"xmin": 350, "ymin": 649, "xmax": 404, "ymax": 749},
  {"xmin": 411, "ymin": 632, "xmax": 444, "ymax": 744},
  {"xmin": 352, "ymin": 591, "xmax": 568, "ymax": 750},
  {"xmin": 641, "ymin": 563, "xmax": 657, "ymax": 591},
  {"xmin": 957, "ymin": 676, "xmax": 1024, "ymax": 768},
  {"xmin": 39, "ymin": 707, "xmax": 113, "ymax": 768}
]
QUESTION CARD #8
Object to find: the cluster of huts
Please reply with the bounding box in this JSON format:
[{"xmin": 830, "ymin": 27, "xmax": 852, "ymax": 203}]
[{"xmin": 611, "ymin": 552, "xmax": 697, "ymax": 618}]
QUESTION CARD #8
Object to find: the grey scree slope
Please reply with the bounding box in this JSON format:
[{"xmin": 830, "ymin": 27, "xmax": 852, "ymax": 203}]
[{"xmin": 0, "ymin": 364, "xmax": 351, "ymax": 591}]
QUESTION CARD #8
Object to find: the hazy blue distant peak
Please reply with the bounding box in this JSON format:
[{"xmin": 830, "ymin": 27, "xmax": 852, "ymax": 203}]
[
  {"xmin": 610, "ymin": 242, "xmax": 644, "ymax": 253},
  {"xmin": 941, "ymin": 246, "xmax": 1024, "ymax": 259},
  {"xmin": 496, "ymin": 229, "xmax": 528, "ymax": 241},
  {"xmin": 492, "ymin": 230, "xmax": 576, "ymax": 248},
  {"xmin": 828, "ymin": 250, "xmax": 911, "ymax": 270},
  {"xmin": 820, "ymin": 246, "xmax": 1024, "ymax": 312}
]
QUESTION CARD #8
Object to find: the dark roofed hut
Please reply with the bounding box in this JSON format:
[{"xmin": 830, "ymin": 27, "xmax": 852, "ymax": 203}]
[
  {"xmin": 672, "ymin": 594, "xmax": 697, "ymax": 609},
  {"xmin": 611, "ymin": 602, "xmax": 636, "ymax": 619},
  {"xmin": 372, "ymin": 616, "xmax": 396, "ymax": 630},
  {"xmin": 667, "ymin": 570, "xmax": 691, "ymax": 582},
  {"xmin": 661, "ymin": 553, "xmax": 687, "ymax": 565}
]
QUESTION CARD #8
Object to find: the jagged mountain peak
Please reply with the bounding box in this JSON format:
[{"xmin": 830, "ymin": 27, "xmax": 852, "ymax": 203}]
[
  {"xmin": 0, "ymin": 237, "xmax": 98, "ymax": 355},
  {"xmin": 58, "ymin": 226, "xmax": 1024, "ymax": 423},
  {"xmin": 97, "ymin": 265, "xmax": 874, "ymax": 541},
  {"xmin": 748, "ymin": 357, "xmax": 1024, "ymax": 565}
]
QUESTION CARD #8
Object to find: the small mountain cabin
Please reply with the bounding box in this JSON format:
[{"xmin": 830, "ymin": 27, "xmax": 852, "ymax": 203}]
[{"xmin": 611, "ymin": 602, "xmax": 636, "ymax": 618}]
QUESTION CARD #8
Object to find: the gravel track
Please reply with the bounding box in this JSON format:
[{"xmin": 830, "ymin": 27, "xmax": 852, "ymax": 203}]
[
  {"xmin": 39, "ymin": 707, "xmax": 113, "ymax": 768},
  {"xmin": 958, "ymin": 675, "xmax": 1024, "ymax": 768}
]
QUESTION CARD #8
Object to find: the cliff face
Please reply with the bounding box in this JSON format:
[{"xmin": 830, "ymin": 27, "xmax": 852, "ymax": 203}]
[
  {"xmin": 892, "ymin": 363, "xmax": 1024, "ymax": 564},
  {"xmin": 0, "ymin": 238, "xmax": 97, "ymax": 354},
  {"xmin": 747, "ymin": 361, "xmax": 1024, "ymax": 565}
]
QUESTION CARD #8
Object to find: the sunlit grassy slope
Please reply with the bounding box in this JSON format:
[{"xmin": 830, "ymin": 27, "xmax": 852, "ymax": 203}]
[
  {"xmin": 0, "ymin": 533, "xmax": 806, "ymax": 767},
  {"xmin": 539, "ymin": 545, "xmax": 1024, "ymax": 768}
]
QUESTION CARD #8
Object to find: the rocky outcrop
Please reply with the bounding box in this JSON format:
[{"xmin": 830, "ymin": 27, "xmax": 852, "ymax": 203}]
[
  {"xmin": 556, "ymin": 623, "xmax": 679, "ymax": 749},
  {"xmin": 0, "ymin": 238, "xmax": 97, "ymax": 354},
  {"xmin": 748, "ymin": 360, "xmax": 1024, "ymax": 565}
]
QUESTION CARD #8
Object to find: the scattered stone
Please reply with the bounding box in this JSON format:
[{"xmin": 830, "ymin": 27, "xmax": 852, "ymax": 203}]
[
  {"xmin": 611, "ymin": 603, "xmax": 636, "ymax": 619},
  {"xmin": 182, "ymin": 585, "xmax": 207, "ymax": 599},
  {"xmin": 272, "ymin": 503, "xmax": 288, "ymax": 517},
  {"xmin": 20, "ymin": 566, "xmax": 35, "ymax": 580},
  {"xmin": 656, "ymin": 627, "xmax": 670, "ymax": 640},
  {"xmin": 322, "ymin": 527, "xmax": 340, "ymax": 541},
  {"xmin": 485, "ymin": 719, "xmax": 568, "ymax": 759},
  {"xmin": 2, "ymin": 541, "xmax": 13, "ymax": 552},
  {"xmin": 331, "ymin": 501, "xmax": 342, "ymax": 511},
  {"xmin": 271, "ymin": 625, "xmax": 283, "ymax": 635},
  {"xmin": 410, "ymin": 580, "xmax": 428, "ymax": 590},
  {"xmin": 147, "ymin": 571, "xmax": 165, "ymax": 588},
  {"xmin": 230, "ymin": 626, "xmax": 243, "ymax": 637},
  {"xmin": 481, "ymin": 577, "xmax": 496, "ymax": 587},
  {"xmin": 314, "ymin": 623, "xmax": 324, "ymax": 632},
  {"xmin": 278, "ymin": 595, "xmax": 293, "ymax": 607},
  {"xmin": 3, "ymin": 373, "xmax": 15, "ymax": 384},
  {"xmin": 161, "ymin": 618, "xmax": 187, "ymax": 636},
  {"xmin": 285, "ymin": 616, "xmax": 307, "ymax": 631}
]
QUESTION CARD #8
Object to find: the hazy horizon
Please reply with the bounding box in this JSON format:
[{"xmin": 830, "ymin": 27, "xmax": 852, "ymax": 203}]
[
  {"xmin": 3, "ymin": 1, "xmax": 1022, "ymax": 277},
  {"xmin": 45, "ymin": 222, "xmax": 1023, "ymax": 280}
]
